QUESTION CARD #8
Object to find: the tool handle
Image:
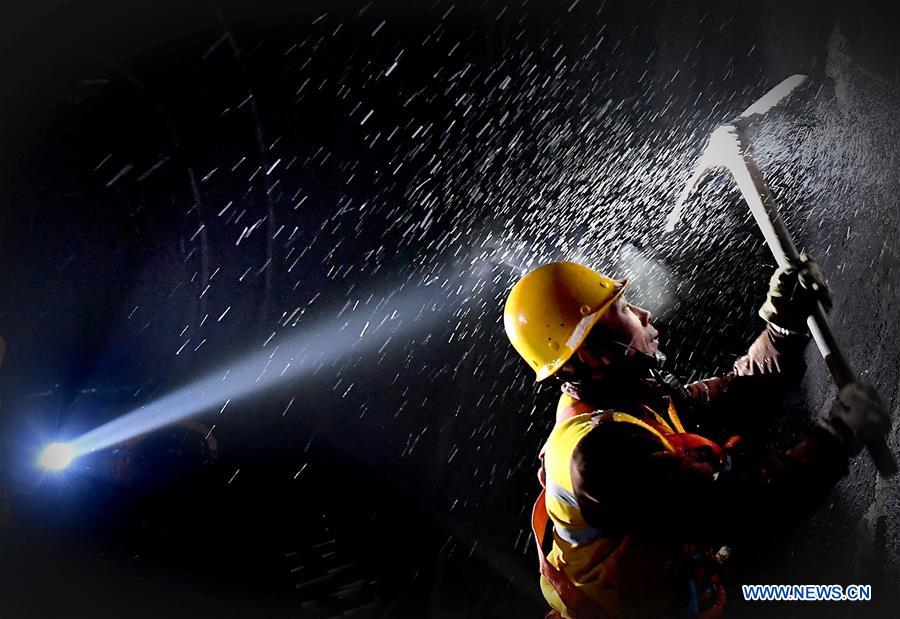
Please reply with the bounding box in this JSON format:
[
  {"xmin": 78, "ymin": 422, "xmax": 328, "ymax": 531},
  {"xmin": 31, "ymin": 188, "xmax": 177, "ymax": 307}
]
[{"xmin": 737, "ymin": 152, "xmax": 898, "ymax": 476}]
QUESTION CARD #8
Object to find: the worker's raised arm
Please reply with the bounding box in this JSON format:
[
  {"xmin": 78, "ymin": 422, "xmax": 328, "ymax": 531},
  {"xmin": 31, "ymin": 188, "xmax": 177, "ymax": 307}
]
[
  {"xmin": 735, "ymin": 253, "xmax": 831, "ymax": 378},
  {"xmin": 679, "ymin": 255, "xmax": 832, "ymax": 426},
  {"xmin": 683, "ymin": 326, "xmax": 808, "ymax": 403}
]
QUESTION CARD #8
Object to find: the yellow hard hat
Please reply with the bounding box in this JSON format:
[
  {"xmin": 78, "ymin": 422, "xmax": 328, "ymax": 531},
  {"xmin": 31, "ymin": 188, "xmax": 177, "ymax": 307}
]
[{"xmin": 504, "ymin": 262, "xmax": 626, "ymax": 381}]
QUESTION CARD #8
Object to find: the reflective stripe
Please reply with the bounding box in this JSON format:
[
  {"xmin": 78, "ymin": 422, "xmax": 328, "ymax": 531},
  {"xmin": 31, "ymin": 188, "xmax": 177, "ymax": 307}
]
[
  {"xmin": 555, "ymin": 522, "xmax": 603, "ymax": 545},
  {"xmin": 566, "ymin": 313, "xmax": 599, "ymax": 350},
  {"xmin": 546, "ymin": 478, "xmax": 604, "ymax": 545},
  {"xmin": 546, "ymin": 478, "xmax": 579, "ymax": 509}
]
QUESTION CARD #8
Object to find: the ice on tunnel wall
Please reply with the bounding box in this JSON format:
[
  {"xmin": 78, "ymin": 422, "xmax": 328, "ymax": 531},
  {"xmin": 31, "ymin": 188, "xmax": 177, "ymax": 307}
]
[{"xmin": 786, "ymin": 26, "xmax": 900, "ymax": 604}]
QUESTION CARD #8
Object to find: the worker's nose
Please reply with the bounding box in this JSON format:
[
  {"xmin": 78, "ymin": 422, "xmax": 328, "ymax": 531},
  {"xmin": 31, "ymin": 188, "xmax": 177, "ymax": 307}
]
[{"xmin": 636, "ymin": 305, "xmax": 652, "ymax": 326}]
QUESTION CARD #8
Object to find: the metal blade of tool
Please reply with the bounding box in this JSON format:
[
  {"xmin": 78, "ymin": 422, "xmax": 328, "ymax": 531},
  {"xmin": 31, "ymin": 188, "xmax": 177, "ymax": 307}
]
[{"xmin": 665, "ymin": 74, "xmax": 809, "ymax": 233}]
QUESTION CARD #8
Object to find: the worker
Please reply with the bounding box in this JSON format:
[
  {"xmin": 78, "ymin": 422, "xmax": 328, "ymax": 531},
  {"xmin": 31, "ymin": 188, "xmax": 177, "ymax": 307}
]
[{"xmin": 503, "ymin": 260, "xmax": 890, "ymax": 619}]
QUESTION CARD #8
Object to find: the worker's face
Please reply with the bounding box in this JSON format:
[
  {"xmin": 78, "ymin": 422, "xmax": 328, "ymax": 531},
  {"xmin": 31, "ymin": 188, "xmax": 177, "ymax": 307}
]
[
  {"xmin": 577, "ymin": 294, "xmax": 659, "ymax": 369},
  {"xmin": 602, "ymin": 294, "xmax": 659, "ymax": 356}
]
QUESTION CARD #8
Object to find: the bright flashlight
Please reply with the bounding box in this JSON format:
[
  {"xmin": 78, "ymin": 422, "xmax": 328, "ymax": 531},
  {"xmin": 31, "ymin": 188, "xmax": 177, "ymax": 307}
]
[{"xmin": 38, "ymin": 442, "xmax": 75, "ymax": 471}]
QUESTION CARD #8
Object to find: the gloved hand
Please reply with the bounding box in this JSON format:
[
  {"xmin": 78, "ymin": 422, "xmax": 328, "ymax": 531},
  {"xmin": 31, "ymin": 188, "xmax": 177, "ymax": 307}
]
[
  {"xmin": 758, "ymin": 253, "xmax": 832, "ymax": 335},
  {"xmin": 818, "ymin": 383, "xmax": 892, "ymax": 456}
]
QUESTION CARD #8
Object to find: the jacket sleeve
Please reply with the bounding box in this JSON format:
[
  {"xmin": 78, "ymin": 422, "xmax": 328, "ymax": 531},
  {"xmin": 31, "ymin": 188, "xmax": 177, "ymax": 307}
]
[
  {"xmin": 681, "ymin": 326, "xmax": 811, "ymax": 431},
  {"xmin": 571, "ymin": 422, "xmax": 849, "ymax": 544}
]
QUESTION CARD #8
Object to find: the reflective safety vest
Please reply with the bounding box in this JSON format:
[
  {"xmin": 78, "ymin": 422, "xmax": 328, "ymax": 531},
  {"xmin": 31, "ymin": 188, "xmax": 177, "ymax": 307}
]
[{"xmin": 531, "ymin": 393, "xmax": 729, "ymax": 619}]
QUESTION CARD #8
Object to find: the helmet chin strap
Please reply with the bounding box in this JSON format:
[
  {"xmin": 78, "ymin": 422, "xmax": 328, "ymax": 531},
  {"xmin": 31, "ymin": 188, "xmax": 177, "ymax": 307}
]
[
  {"xmin": 609, "ymin": 339, "xmax": 667, "ymax": 373},
  {"xmin": 610, "ymin": 339, "xmax": 695, "ymax": 406},
  {"xmin": 563, "ymin": 337, "xmax": 667, "ymax": 389},
  {"xmin": 563, "ymin": 338, "xmax": 691, "ymax": 407}
]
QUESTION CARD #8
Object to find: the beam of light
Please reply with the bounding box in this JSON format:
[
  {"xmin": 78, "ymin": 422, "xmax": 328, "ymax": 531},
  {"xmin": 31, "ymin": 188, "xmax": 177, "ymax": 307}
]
[
  {"xmin": 38, "ymin": 442, "xmax": 75, "ymax": 471},
  {"xmin": 63, "ymin": 282, "xmax": 448, "ymax": 461}
]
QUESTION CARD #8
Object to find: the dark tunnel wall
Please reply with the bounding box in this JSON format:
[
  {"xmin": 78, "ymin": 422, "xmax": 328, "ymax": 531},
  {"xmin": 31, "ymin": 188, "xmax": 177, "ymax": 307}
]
[{"xmin": 2, "ymin": 2, "xmax": 900, "ymax": 618}]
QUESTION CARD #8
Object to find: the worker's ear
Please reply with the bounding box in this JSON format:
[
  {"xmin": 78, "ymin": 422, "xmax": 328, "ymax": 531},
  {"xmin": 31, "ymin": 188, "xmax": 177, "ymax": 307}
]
[{"xmin": 575, "ymin": 344, "xmax": 614, "ymax": 368}]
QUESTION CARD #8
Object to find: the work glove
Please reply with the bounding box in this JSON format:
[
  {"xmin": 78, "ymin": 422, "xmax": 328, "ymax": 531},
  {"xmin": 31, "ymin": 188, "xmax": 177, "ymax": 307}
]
[
  {"xmin": 758, "ymin": 253, "xmax": 832, "ymax": 335},
  {"xmin": 818, "ymin": 383, "xmax": 892, "ymax": 456}
]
